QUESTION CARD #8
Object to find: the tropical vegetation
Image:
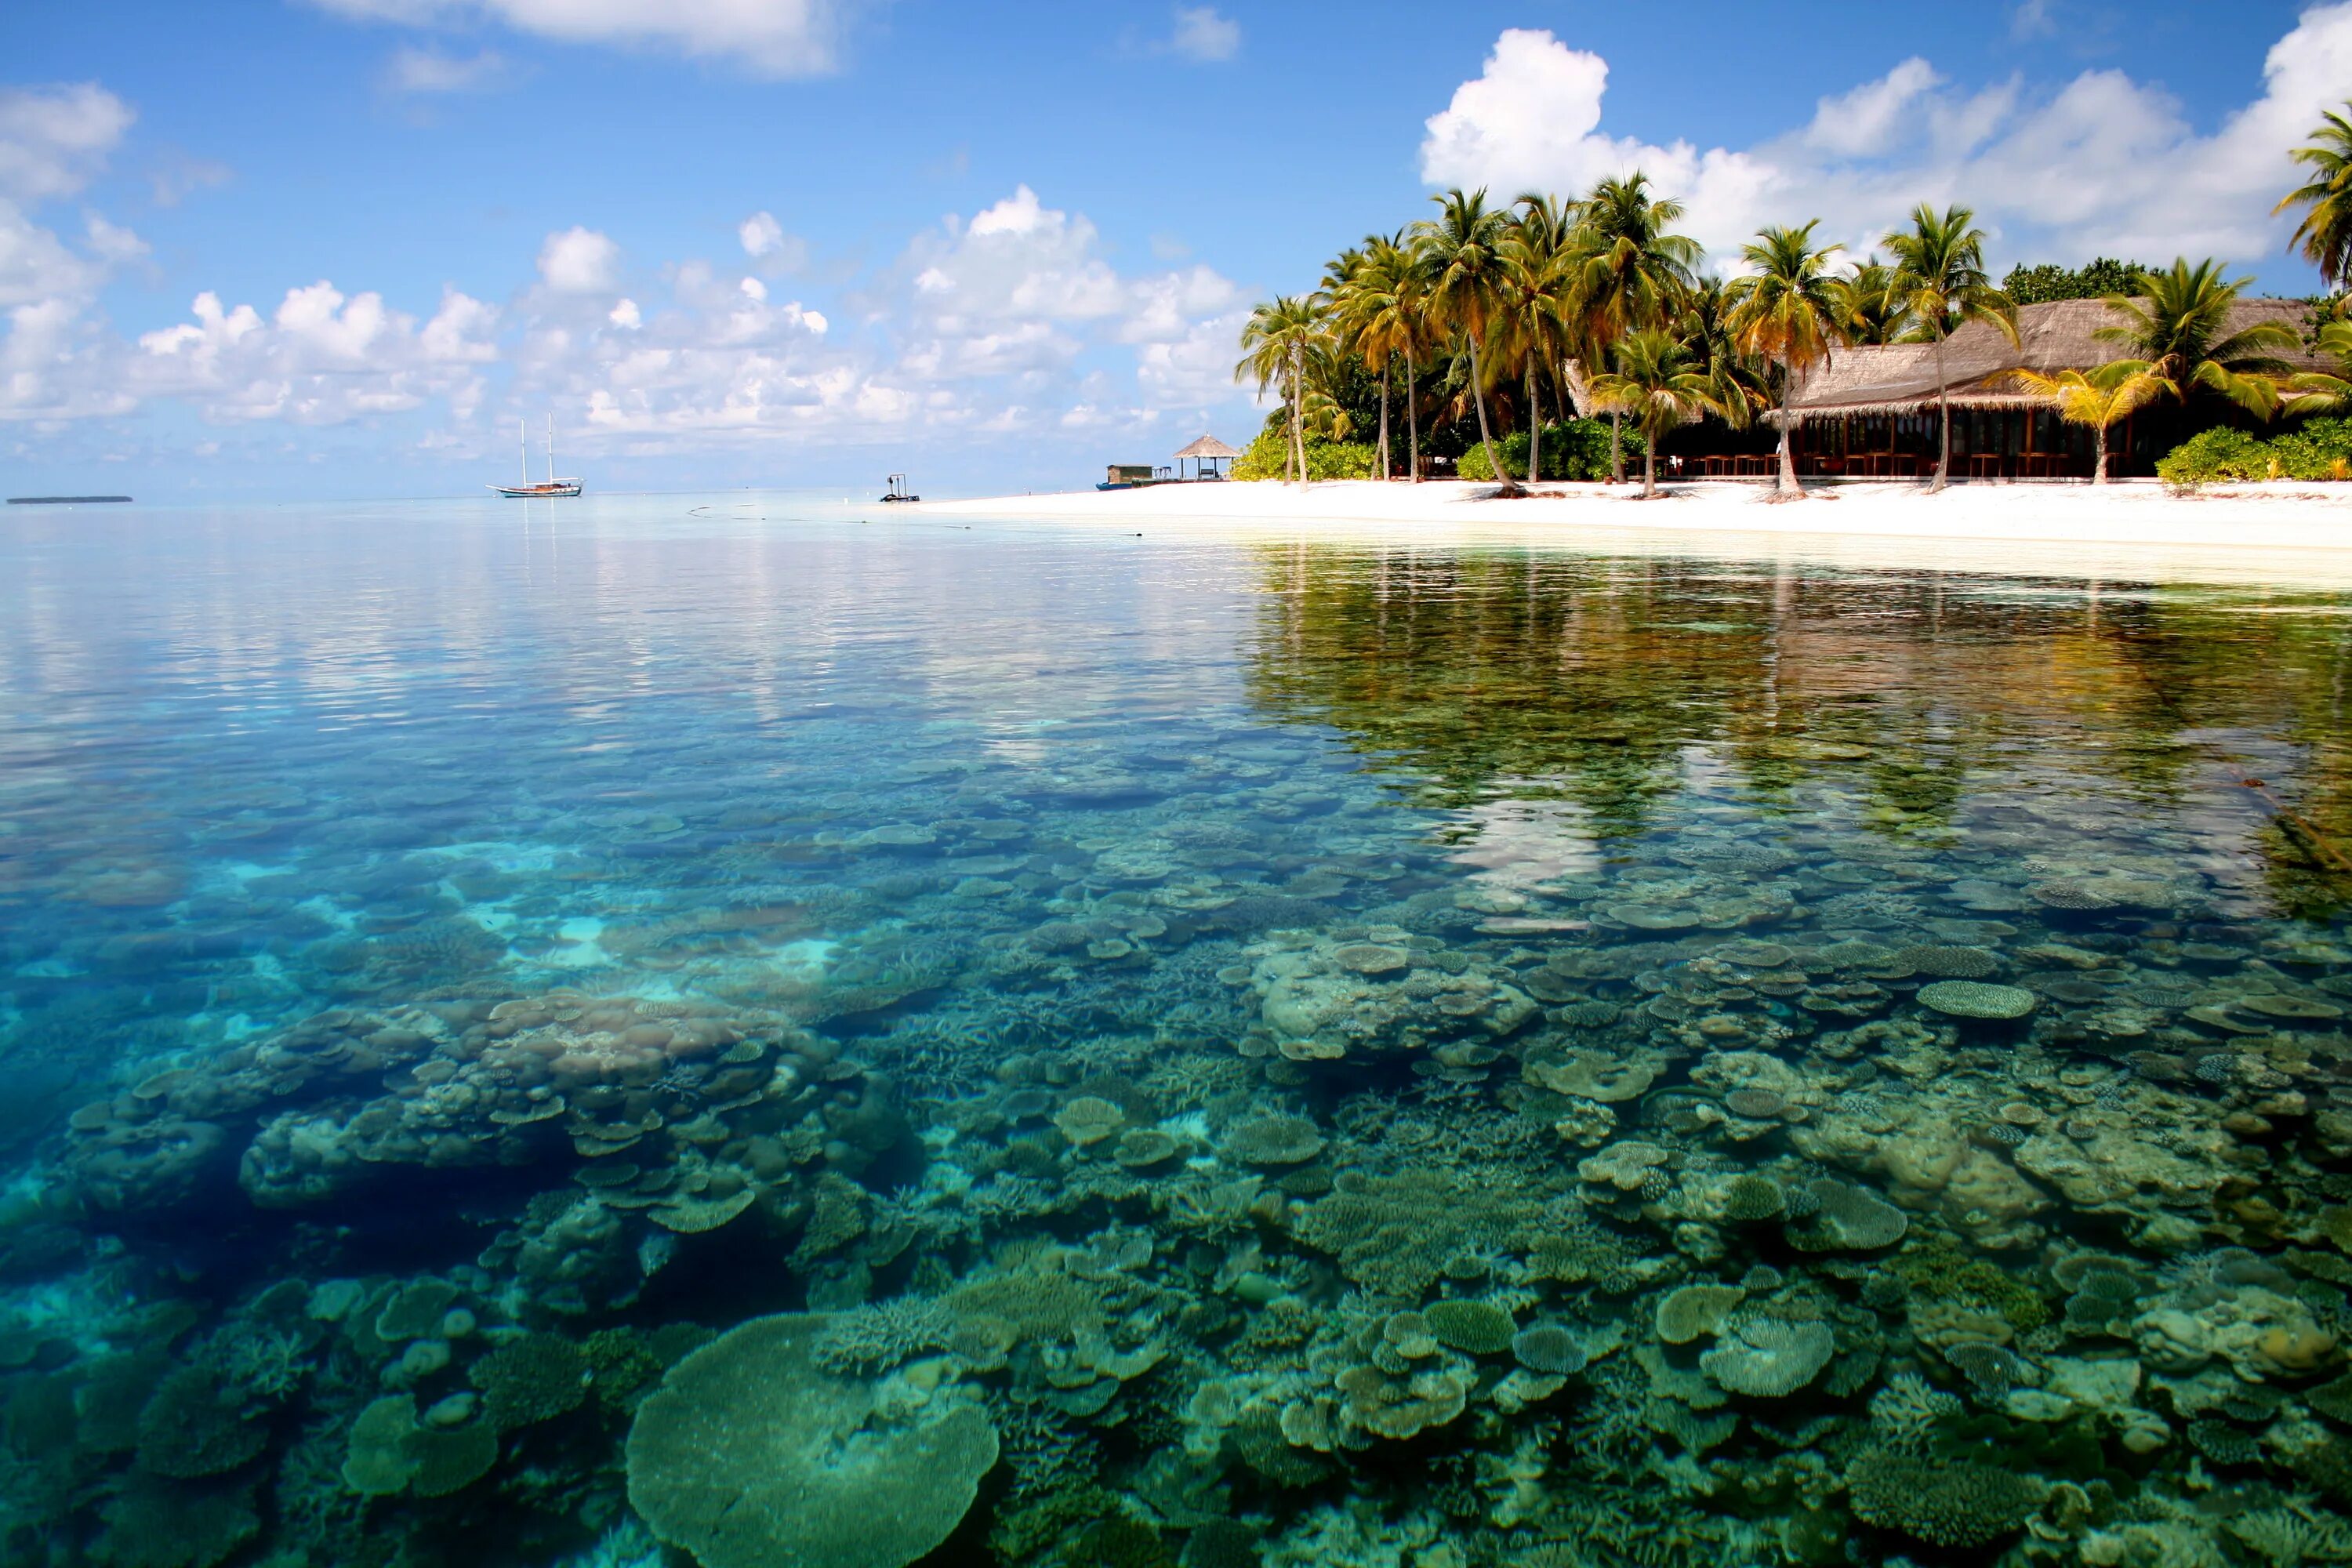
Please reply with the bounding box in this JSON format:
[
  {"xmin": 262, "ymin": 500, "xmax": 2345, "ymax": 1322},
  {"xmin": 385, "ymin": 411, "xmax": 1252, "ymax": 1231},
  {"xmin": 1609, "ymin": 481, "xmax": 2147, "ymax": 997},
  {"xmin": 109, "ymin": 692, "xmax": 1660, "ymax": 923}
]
[{"xmin": 1234, "ymin": 103, "xmax": 2352, "ymax": 495}]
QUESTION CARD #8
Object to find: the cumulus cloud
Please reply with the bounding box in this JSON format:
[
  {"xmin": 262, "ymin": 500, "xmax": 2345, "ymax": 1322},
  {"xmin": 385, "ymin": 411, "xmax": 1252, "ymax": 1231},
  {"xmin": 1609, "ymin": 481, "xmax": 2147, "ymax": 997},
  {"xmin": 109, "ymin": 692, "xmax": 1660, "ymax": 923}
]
[
  {"xmin": 385, "ymin": 45, "xmax": 507, "ymax": 93},
  {"xmin": 538, "ymin": 226, "xmax": 619, "ymax": 292},
  {"xmin": 133, "ymin": 283, "xmax": 499, "ymax": 423},
  {"xmin": 0, "ymin": 83, "xmax": 133, "ymax": 201},
  {"xmin": 1420, "ymin": 8, "xmax": 2352, "ymax": 274},
  {"xmin": 0, "ymin": 82, "xmax": 147, "ymax": 422},
  {"xmin": 309, "ymin": 0, "xmax": 849, "ymax": 77},
  {"xmin": 1168, "ymin": 6, "xmax": 1240, "ymax": 63}
]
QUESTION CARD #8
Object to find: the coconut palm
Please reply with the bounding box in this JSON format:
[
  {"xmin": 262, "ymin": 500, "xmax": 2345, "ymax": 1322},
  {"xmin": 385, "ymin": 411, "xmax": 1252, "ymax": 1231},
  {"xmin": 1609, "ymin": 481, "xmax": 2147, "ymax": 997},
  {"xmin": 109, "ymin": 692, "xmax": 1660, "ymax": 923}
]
[
  {"xmin": 1334, "ymin": 234, "xmax": 1421, "ymax": 481},
  {"xmin": 1884, "ymin": 204, "xmax": 2018, "ymax": 492},
  {"xmin": 1670, "ymin": 277, "xmax": 1766, "ymax": 433},
  {"xmin": 2096, "ymin": 259, "xmax": 2299, "ymax": 419},
  {"xmin": 1412, "ymin": 187, "xmax": 1516, "ymax": 494},
  {"xmin": 1496, "ymin": 194, "xmax": 1578, "ymax": 484},
  {"xmin": 1588, "ymin": 329, "xmax": 1733, "ymax": 499},
  {"xmin": 2003, "ymin": 361, "xmax": 2176, "ymax": 482},
  {"xmin": 1568, "ymin": 173, "xmax": 1704, "ymax": 481},
  {"xmin": 2278, "ymin": 104, "xmax": 2352, "ymax": 291},
  {"xmin": 1235, "ymin": 295, "xmax": 1327, "ymax": 487},
  {"xmin": 1834, "ymin": 257, "xmax": 1911, "ymax": 346},
  {"xmin": 1725, "ymin": 221, "xmax": 1849, "ymax": 496},
  {"xmin": 2288, "ymin": 319, "xmax": 2352, "ymax": 415}
]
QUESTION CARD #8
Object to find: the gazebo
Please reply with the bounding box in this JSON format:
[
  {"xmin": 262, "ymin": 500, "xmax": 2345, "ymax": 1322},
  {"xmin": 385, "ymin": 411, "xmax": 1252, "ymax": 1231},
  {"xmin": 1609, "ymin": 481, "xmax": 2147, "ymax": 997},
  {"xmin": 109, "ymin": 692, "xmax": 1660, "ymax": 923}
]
[{"xmin": 1173, "ymin": 434, "xmax": 1240, "ymax": 481}]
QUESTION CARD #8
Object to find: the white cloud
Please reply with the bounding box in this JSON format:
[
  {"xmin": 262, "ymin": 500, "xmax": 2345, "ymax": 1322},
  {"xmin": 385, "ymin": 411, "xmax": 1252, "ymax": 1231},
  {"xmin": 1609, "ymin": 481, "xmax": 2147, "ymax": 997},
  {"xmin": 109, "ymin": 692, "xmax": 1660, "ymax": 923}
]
[
  {"xmin": 1169, "ymin": 6, "xmax": 1240, "ymax": 63},
  {"xmin": 1802, "ymin": 57, "xmax": 1942, "ymax": 156},
  {"xmin": 385, "ymin": 45, "xmax": 507, "ymax": 93},
  {"xmin": 0, "ymin": 83, "xmax": 133, "ymax": 201},
  {"xmin": 739, "ymin": 210, "xmax": 783, "ymax": 256},
  {"xmin": 132, "ymin": 283, "xmax": 499, "ymax": 423},
  {"xmin": 1419, "ymin": 8, "xmax": 2352, "ymax": 275},
  {"xmin": 310, "ymin": 0, "xmax": 848, "ymax": 77},
  {"xmin": 608, "ymin": 297, "xmax": 641, "ymax": 328},
  {"xmin": 2012, "ymin": 0, "xmax": 2059, "ymax": 39},
  {"xmin": 538, "ymin": 226, "xmax": 619, "ymax": 292},
  {"xmin": 737, "ymin": 208, "xmax": 808, "ymax": 274}
]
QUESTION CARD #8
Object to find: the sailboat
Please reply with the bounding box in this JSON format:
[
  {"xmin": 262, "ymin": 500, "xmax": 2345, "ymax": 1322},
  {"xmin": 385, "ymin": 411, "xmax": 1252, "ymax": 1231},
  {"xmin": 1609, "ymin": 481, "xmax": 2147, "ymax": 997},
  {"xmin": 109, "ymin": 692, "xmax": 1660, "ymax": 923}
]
[{"xmin": 491, "ymin": 416, "xmax": 583, "ymax": 498}]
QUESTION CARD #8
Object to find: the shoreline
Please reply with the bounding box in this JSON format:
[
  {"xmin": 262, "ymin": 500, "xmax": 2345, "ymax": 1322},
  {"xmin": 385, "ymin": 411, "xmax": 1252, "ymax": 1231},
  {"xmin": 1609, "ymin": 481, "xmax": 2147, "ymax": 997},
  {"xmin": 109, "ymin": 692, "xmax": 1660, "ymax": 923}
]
[{"xmin": 915, "ymin": 478, "xmax": 2352, "ymax": 586}]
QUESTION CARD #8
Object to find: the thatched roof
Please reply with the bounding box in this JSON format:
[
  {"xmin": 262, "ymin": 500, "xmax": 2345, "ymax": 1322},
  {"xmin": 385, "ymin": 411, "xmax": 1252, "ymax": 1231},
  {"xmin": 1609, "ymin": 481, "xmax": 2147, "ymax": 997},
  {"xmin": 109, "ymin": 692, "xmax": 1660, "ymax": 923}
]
[
  {"xmin": 1786, "ymin": 298, "xmax": 2327, "ymax": 417},
  {"xmin": 1174, "ymin": 433, "xmax": 1242, "ymax": 459}
]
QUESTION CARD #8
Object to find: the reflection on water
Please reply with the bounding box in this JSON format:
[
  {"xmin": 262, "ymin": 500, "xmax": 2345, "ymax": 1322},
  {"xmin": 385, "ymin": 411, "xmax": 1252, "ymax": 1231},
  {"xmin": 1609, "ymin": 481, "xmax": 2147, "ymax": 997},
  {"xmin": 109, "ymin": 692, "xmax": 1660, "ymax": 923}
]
[{"xmin": 3, "ymin": 501, "xmax": 2352, "ymax": 1567}]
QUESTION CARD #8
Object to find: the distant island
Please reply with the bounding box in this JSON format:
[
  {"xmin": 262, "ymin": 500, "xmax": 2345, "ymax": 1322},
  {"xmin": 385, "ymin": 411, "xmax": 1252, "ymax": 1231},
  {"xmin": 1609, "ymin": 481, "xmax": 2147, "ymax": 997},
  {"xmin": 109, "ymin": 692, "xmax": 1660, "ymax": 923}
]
[{"xmin": 8, "ymin": 495, "xmax": 132, "ymax": 505}]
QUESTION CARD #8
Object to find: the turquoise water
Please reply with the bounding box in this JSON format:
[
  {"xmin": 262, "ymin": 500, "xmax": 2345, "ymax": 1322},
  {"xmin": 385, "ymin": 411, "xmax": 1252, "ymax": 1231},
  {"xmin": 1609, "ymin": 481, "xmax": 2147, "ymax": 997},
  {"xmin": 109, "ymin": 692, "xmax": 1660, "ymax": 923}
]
[{"xmin": 5, "ymin": 495, "xmax": 2352, "ymax": 1566}]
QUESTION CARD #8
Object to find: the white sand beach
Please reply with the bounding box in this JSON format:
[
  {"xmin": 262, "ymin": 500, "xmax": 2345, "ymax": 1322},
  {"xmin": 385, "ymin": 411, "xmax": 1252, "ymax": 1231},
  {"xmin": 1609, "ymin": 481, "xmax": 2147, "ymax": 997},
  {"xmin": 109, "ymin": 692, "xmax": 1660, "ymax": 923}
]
[{"xmin": 919, "ymin": 479, "xmax": 2352, "ymax": 586}]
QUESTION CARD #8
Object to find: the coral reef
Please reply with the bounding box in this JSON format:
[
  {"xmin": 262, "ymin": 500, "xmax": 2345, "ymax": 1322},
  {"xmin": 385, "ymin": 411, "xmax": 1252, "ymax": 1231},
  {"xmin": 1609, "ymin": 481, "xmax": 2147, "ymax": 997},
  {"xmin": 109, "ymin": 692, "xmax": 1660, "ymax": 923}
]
[{"xmin": 624, "ymin": 1314, "xmax": 998, "ymax": 1568}]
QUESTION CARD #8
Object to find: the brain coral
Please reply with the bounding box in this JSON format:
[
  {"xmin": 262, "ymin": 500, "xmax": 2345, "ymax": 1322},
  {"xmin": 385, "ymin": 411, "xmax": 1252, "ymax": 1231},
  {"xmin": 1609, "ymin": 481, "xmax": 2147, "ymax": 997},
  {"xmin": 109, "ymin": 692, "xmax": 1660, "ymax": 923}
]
[
  {"xmin": 626, "ymin": 1312, "xmax": 999, "ymax": 1568},
  {"xmin": 1700, "ymin": 1318, "xmax": 1836, "ymax": 1397},
  {"xmin": 1846, "ymin": 1450, "xmax": 2045, "ymax": 1548}
]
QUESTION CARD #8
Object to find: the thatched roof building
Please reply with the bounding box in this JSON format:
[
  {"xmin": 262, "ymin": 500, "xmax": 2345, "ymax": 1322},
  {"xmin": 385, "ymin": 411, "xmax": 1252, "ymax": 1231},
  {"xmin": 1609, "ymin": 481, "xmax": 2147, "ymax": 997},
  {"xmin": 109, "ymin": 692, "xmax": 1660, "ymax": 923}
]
[
  {"xmin": 1173, "ymin": 433, "xmax": 1241, "ymax": 479},
  {"xmin": 1787, "ymin": 298, "xmax": 2326, "ymax": 416}
]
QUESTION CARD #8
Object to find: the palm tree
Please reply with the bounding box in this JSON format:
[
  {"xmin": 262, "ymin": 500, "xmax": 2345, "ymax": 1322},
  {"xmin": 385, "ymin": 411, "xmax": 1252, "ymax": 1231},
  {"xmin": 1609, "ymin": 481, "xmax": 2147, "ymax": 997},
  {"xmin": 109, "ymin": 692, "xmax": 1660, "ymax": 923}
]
[
  {"xmin": 2289, "ymin": 318, "xmax": 2352, "ymax": 415},
  {"xmin": 1498, "ymin": 194, "xmax": 1577, "ymax": 484},
  {"xmin": 1236, "ymin": 295, "xmax": 1327, "ymax": 487},
  {"xmin": 1834, "ymin": 256, "xmax": 1912, "ymax": 346},
  {"xmin": 1670, "ymin": 277, "xmax": 1765, "ymax": 434},
  {"xmin": 1568, "ymin": 174, "xmax": 1703, "ymax": 481},
  {"xmin": 2278, "ymin": 104, "xmax": 2352, "ymax": 291},
  {"xmin": 2096, "ymin": 259, "xmax": 2299, "ymax": 419},
  {"xmin": 2004, "ymin": 361, "xmax": 2176, "ymax": 482},
  {"xmin": 1588, "ymin": 329, "xmax": 1732, "ymax": 499},
  {"xmin": 1413, "ymin": 187, "xmax": 1515, "ymax": 495},
  {"xmin": 1885, "ymin": 204, "xmax": 2016, "ymax": 492},
  {"xmin": 1335, "ymin": 234, "xmax": 1421, "ymax": 481},
  {"xmin": 1725, "ymin": 221, "xmax": 1848, "ymax": 496}
]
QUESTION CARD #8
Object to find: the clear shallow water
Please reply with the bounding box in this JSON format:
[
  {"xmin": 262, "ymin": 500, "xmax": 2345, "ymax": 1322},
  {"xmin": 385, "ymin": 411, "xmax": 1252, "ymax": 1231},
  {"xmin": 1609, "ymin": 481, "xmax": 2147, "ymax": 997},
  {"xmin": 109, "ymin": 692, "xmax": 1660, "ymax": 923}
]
[{"xmin": 5, "ymin": 497, "xmax": 2352, "ymax": 1566}]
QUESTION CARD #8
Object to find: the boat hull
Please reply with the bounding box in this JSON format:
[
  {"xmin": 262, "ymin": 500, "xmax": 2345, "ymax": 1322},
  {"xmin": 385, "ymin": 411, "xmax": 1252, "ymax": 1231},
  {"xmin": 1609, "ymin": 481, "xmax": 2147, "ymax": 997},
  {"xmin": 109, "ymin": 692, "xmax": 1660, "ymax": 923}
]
[{"xmin": 491, "ymin": 483, "xmax": 583, "ymax": 498}]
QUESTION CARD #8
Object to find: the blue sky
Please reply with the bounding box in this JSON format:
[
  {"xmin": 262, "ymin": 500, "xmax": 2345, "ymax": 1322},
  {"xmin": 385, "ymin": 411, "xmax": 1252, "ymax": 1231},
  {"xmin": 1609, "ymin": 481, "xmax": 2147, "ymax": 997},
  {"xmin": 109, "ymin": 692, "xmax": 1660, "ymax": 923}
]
[{"xmin": 2, "ymin": 0, "xmax": 2342, "ymax": 498}]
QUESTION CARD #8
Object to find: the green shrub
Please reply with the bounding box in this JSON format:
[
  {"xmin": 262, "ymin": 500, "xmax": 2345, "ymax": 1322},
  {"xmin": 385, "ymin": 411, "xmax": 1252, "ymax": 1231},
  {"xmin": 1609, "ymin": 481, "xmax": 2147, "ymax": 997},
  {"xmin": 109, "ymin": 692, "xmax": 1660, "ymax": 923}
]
[
  {"xmin": 2157, "ymin": 427, "xmax": 2277, "ymax": 485},
  {"xmin": 1232, "ymin": 423, "xmax": 1379, "ymax": 481},
  {"xmin": 1456, "ymin": 420, "xmax": 1616, "ymax": 481},
  {"xmin": 2266, "ymin": 417, "xmax": 2352, "ymax": 481},
  {"xmin": 2157, "ymin": 420, "xmax": 2352, "ymax": 484}
]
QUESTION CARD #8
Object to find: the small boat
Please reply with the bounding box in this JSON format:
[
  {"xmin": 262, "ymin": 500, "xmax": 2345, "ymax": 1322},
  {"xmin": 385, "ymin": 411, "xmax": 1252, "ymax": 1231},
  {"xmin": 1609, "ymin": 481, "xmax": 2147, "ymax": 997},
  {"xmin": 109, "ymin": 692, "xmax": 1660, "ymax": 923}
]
[
  {"xmin": 492, "ymin": 416, "xmax": 582, "ymax": 498},
  {"xmin": 879, "ymin": 474, "xmax": 919, "ymax": 503}
]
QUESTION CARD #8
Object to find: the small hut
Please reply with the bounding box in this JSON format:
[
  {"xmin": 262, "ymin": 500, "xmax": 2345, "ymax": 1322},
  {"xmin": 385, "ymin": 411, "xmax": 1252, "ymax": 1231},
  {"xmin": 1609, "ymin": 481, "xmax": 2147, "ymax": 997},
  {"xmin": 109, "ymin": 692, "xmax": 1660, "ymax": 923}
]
[
  {"xmin": 1783, "ymin": 298, "xmax": 2328, "ymax": 479},
  {"xmin": 1173, "ymin": 434, "xmax": 1241, "ymax": 481}
]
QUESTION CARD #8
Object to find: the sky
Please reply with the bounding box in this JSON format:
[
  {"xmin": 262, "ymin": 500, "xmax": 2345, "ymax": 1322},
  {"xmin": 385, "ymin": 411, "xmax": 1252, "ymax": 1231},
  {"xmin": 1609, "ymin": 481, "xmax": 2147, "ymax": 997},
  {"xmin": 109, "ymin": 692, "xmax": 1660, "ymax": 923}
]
[{"xmin": 2, "ymin": 0, "xmax": 2347, "ymax": 499}]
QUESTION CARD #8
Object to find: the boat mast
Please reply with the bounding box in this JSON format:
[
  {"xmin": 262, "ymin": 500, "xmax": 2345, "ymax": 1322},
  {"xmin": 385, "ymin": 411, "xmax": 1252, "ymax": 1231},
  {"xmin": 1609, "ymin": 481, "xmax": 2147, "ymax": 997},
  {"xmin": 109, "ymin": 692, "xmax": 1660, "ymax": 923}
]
[
  {"xmin": 546, "ymin": 413, "xmax": 555, "ymax": 485},
  {"xmin": 519, "ymin": 418, "xmax": 527, "ymax": 485}
]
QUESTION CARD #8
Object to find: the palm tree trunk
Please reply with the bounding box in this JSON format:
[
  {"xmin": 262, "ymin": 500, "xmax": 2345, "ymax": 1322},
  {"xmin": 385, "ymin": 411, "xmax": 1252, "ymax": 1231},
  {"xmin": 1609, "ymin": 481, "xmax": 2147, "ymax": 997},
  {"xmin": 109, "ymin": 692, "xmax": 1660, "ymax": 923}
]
[
  {"xmin": 1777, "ymin": 371, "xmax": 1799, "ymax": 497},
  {"xmin": 1642, "ymin": 428, "xmax": 1657, "ymax": 499},
  {"xmin": 1931, "ymin": 337, "xmax": 1951, "ymax": 493},
  {"xmin": 1526, "ymin": 365, "xmax": 1542, "ymax": 485},
  {"xmin": 1288, "ymin": 343, "xmax": 1306, "ymax": 489},
  {"xmin": 1377, "ymin": 359, "xmax": 1392, "ymax": 481},
  {"xmin": 1468, "ymin": 334, "xmax": 1507, "ymax": 492},
  {"xmin": 1406, "ymin": 346, "xmax": 1421, "ymax": 482},
  {"xmin": 2094, "ymin": 423, "xmax": 2109, "ymax": 484},
  {"xmin": 1610, "ymin": 412, "xmax": 1624, "ymax": 483}
]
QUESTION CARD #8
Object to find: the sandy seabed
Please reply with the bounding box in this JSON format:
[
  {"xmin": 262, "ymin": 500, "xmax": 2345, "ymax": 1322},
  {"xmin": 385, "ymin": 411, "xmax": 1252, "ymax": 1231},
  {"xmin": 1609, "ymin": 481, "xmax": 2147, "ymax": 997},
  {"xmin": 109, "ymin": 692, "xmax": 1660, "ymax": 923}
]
[{"xmin": 917, "ymin": 478, "xmax": 2352, "ymax": 586}]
